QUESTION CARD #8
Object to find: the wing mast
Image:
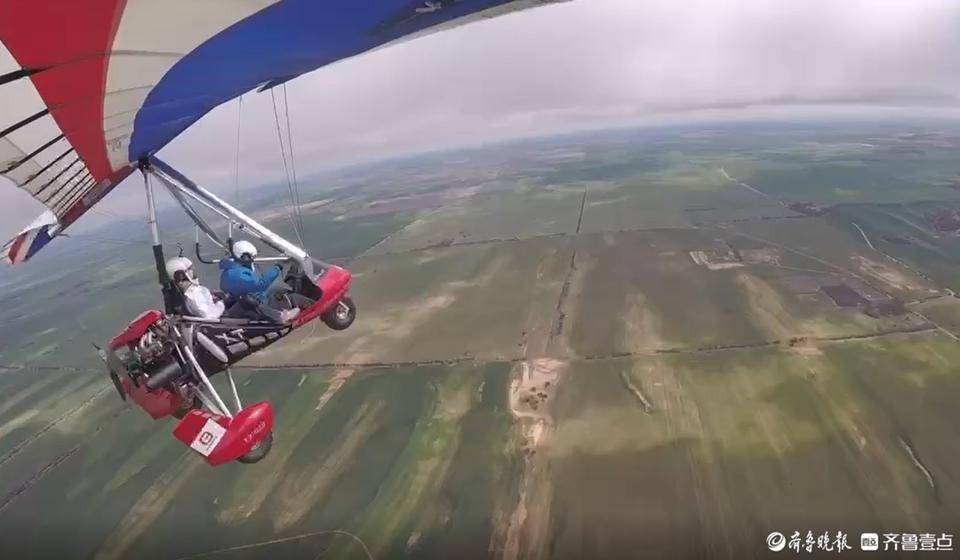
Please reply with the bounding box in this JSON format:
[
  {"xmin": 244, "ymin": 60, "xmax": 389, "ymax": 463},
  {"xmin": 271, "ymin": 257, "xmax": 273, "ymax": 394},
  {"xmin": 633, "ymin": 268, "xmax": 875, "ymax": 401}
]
[{"xmin": 145, "ymin": 157, "xmax": 317, "ymax": 278}]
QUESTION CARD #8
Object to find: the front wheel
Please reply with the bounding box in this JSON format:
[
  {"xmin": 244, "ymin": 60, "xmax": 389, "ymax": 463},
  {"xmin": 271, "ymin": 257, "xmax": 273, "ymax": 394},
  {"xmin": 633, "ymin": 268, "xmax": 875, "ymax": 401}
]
[
  {"xmin": 236, "ymin": 430, "xmax": 273, "ymax": 464},
  {"xmin": 322, "ymin": 297, "xmax": 357, "ymax": 331}
]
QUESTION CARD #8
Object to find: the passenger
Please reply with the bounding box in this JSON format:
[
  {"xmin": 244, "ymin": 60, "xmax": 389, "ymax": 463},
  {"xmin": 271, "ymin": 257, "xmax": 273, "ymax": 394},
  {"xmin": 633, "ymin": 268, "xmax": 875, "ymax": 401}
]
[
  {"xmin": 219, "ymin": 240, "xmax": 300, "ymax": 323},
  {"xmin": 165, "ymin": 257, "xmax": 225, "ymax": 319}
]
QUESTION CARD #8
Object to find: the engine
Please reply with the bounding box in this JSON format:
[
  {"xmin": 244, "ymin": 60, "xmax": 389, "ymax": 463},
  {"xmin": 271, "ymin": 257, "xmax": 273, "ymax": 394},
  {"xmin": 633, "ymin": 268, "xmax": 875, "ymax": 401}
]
[
  {"xmin": 135, "ymin": 327, "xmax": 168, "ymax": 368},
  {"xmin": 108, "ymin": 312, "xmax": 183, "ymax": 391},
  {"xmin": 106, "ymin": 311, "xmax": 188, "ymax": 419}
]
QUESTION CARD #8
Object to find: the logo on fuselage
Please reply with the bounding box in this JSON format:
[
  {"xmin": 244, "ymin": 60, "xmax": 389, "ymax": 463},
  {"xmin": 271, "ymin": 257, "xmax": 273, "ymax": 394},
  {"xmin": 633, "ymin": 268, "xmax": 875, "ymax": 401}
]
[{"xmin": 190, "ymin": 418, "xmax": 226, "ymax": 457}]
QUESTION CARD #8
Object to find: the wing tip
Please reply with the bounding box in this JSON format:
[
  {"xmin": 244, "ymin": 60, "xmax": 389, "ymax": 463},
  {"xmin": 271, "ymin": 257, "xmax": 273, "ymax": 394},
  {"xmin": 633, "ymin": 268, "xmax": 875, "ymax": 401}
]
[{"xmin": 1, "ymin": 218, "xmax": 57, "ymax": 265}]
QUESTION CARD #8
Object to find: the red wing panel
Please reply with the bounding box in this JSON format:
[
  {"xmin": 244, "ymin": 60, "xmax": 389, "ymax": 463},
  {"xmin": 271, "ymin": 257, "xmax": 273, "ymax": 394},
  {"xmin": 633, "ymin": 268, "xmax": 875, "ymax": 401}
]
[{"xmin": 0, "ymin": 0, "xmax": 127, "ymax": 181}]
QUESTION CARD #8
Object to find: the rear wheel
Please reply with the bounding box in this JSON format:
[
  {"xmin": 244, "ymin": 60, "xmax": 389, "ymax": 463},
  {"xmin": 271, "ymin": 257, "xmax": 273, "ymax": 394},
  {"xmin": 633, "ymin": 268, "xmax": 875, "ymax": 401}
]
[
  {"xmin": 322, "ymin": 297, "xmax": 356, "ymax": 330},
  {"xmin": 236, "ymin": 430, "xmax": 273, "ymax": 464}
]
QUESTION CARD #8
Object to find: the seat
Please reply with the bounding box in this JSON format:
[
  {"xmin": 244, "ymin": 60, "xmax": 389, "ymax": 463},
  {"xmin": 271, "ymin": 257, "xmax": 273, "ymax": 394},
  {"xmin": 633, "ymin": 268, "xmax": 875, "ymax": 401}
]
[
  {"xmin": 165, "ymin": 283, "xmax": 189, "ymax": 316},
  {"xmin": 222, "ymin": 294, "xmax": 264, "ymax": 320},
  {"xmin": 190, "ymin": 319, "xmax": 293, "ymax": 370}
]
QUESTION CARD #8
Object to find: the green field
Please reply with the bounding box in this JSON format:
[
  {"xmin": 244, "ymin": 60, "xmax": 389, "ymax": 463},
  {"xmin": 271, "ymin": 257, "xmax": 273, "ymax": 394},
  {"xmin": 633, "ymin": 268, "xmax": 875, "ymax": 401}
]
[
  {"xmin": 727, "ymin": 217, "xmax": 942, "ymax": 301},
  {"xmin": 564, "ymin": 228, "xmax": 924, "ymax": 359},
  {"xmin": 367, "ymin": 187, "xmax": 584, "ymax": 255},
  {"xmin": 579, "ymin": 163, "xmax": 798, "ymax": 233},
  {"xmin": 547, "ymin": 334, "xmax": 960, "ymax": 559},
  {"xmin": 825, "ymin": 203, "xmax": 960, "ymax": 293},
  {"xmin": 722, "ymin": 130, "xmax": 960, "ymax": 204},
  {"xmin": 0, "ymin": 364, "xmax": 522, "ymax": 560},
  {"xmin": 247, "ymin": 236, "xmax": 571, "ymax": 366}
]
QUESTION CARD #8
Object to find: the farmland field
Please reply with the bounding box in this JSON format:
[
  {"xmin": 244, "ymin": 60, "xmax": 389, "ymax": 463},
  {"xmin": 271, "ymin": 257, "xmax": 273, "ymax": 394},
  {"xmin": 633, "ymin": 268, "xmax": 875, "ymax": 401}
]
[
  {"xmin": 545, "ymin": 334, "xmax": 960, "ymax": 559},
  {"xmin": 5, "ymin": 120, "xmax": 960, "ymax": 559}
]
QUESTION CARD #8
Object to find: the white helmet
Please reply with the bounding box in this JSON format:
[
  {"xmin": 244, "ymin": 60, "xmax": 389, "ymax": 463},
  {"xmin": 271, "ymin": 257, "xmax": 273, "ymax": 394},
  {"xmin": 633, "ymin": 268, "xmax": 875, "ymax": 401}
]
[
  {"xmin": 232, "ymin": 239, "xmax": 258, "ymax": 260},
  {"xmin": 165, "ymin": 256, "xmax": 196, "ymax": 284}
]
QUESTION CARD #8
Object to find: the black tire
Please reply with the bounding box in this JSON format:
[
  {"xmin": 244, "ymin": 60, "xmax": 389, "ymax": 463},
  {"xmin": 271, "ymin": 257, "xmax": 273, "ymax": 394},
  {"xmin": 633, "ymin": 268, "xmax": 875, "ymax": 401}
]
[
  {"xmin": 237, "ymin": 430, "xmax": 273, "ymax": 464},
  {"xmin": 322, "ymin": 297, "xmax": 357, "ymax": 331}
]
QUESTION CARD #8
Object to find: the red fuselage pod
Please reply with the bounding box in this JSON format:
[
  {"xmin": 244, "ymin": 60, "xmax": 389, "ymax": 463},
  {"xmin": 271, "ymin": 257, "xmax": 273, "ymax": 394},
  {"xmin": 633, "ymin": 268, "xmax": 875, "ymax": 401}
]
[
  {"xmin": 294, "ymin": 264, "xmax": 352, "ymax": 328},
  {"xmin": 172, "ymin": 402, "xmax": 274, "ymax": 466},
  {"xmin": 122, "ymin": 378, "xmax": 183, "ymax": 420}
]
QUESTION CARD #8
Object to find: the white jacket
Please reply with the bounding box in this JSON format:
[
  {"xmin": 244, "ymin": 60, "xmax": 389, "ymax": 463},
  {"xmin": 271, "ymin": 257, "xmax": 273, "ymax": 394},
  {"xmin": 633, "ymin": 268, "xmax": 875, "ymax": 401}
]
[{"xmin": 183, "ymin": 283, "xmax": 225, "ymax": 319}]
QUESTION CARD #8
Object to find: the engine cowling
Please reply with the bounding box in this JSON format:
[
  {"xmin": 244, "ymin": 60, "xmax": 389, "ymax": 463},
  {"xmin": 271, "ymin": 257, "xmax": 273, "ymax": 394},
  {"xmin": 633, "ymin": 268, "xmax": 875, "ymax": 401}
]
[{"xmin": 107, "ymin": 310, "xmax": 184, "ymax": 419}]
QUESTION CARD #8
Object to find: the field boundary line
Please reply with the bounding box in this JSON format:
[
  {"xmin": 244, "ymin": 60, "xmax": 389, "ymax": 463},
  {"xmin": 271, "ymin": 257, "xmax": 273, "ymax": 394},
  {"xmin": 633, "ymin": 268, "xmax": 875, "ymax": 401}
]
[{"xmin": 11, "ymin": 324, "xmax": 945, "ymax": 374}]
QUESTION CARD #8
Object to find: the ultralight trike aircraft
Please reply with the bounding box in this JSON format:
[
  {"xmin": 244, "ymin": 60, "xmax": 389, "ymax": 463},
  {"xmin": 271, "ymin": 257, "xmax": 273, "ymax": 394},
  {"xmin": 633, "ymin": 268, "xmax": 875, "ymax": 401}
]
[
  {"xmin": 101, "ymin": 157, "xmax": 356, "ymax": 465},
  {"xmin": 0, "ymin": 0, "xmax": 568, "ymax": 465}
]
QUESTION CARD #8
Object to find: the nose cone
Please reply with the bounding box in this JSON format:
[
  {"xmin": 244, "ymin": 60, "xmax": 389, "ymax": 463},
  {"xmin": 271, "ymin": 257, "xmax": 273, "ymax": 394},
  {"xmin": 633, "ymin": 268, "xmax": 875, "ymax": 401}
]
[{"xmin": 318, "ymin": 264, "xmax": 351, "ymax": 293}]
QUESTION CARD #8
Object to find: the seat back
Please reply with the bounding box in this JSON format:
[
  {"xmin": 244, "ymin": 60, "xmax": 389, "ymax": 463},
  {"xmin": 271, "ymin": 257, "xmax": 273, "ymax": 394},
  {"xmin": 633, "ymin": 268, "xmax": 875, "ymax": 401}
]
[{"xmin": 164, "ymin": 282, "xmax": 189, "ymax": 316}]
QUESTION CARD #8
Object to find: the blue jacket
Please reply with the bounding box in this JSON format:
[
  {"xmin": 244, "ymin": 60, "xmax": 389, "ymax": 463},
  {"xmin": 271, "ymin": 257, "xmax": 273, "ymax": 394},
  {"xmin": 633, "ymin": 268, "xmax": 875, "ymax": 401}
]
[{"xmin": 219, "ymin": 258, "xmax": 281, "ymax": 302}]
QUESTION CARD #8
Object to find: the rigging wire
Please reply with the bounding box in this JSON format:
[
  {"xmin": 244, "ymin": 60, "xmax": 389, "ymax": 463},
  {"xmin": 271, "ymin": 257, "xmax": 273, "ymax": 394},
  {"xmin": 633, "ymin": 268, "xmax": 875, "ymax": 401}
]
[
  {"xmin": 270, "ymin": 87, "xmax": 306, "ymax": 246},
  {"xmin": 59, "ymin": 232, "xmax": 143, "ymax": 246},
  {"xmin": 234, "ymin": 95, "xmax": 243, "ymax": 207},
  {"xmin": 199, "ymin": 227, "xmax": 225, "ymax": 249},
  {"xmin": 88, "ymin": 207, "xmax": 123, "ymax": 220},
  {"xmin": 227, "ymin": 95, "xmax": 244, "ymax": 244},
  {"xmin": 282, "ymin": 83, "xmax": 305, "ymax": 236}
]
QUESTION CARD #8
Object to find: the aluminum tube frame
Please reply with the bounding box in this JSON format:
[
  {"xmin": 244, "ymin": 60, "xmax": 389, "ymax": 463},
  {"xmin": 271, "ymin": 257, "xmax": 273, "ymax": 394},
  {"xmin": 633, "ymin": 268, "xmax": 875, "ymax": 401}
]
[
  {"xmin": 143, "ymin": 170, "xmax": 160, "ymax": 246},
  {"xmin": 148, "ymin": 157, "xmax": 314, "ymax": 279}
]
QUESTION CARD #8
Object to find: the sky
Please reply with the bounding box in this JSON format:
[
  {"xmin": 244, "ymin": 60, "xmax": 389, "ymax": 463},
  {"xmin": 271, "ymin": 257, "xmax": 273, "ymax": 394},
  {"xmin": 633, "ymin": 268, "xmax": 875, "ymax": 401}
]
[{"xmin": 2, "ymin": 0, "xmax": 960, "ymax": 240}]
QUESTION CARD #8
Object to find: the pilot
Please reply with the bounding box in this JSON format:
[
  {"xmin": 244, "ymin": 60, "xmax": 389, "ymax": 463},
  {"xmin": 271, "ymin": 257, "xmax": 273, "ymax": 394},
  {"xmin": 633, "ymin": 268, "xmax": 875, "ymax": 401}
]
[
  {"xmin": 219, "ymin": 240, "xmax": 300, "ymax": 323},
  {"xmin": 165, "ymin": 257, "xmax": 225, "ymax": 320}
]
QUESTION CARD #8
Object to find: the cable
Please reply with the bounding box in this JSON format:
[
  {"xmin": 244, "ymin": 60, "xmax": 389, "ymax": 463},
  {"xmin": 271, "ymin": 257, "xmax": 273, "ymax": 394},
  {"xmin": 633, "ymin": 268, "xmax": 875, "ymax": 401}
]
[
  {"xmin": 282, "ymin": 83, "xmax": 305, "ymax": 236},
  {"xmin": 59, "ymin": 232, "xmax": 143, "ymax": 246},
  {"xmin": 88, "ymin": 207, "xmax": 122, "ymax": 220},
  {"xmin": 270, "ymin": 87, "xmax": 305, "ymax": 246},
  {"xmin": 234, "ymin": 95, "xmax": 243, "ymax": 206}
]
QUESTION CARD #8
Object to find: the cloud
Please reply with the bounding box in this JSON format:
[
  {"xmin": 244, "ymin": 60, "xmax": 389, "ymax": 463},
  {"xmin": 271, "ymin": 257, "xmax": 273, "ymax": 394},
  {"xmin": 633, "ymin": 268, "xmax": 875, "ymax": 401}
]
[
  {"xmin": 2, "ymin": 0, "xmax": 959, "ymax": 240},
  {"xmin": 155, "ymin": 0, "xmax": 960, "ymax": 180}
]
